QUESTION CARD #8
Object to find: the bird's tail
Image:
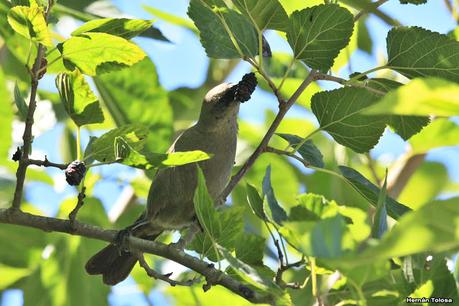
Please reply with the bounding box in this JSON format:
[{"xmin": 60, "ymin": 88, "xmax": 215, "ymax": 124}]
[{"xmin": 85, "ymin": 229, "xmax": 162, "ymax": 285}]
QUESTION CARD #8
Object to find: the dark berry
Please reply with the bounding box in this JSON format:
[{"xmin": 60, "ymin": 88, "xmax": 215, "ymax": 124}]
[
  {"xmin": 65, "ymin": 160, "xmax": 86, "ymax": 186},
  {"xmin": 235, "ymin": 72, "xmax": 257, "ymax": 102}
]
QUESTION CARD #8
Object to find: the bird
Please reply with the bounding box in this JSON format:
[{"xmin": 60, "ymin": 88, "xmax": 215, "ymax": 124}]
[{"xmin": 85, "ymin": 73, "xmax": 257, "ymax": 285}]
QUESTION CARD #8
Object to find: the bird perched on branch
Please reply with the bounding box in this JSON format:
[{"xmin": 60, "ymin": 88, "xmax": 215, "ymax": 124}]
[{"xmin": 85, "ymin": 73, "xmax": 257, "ymax": 285}]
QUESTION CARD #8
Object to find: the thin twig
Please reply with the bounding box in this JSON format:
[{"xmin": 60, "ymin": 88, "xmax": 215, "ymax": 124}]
[
  {"xmin": 314, "ymin": 72, "xmax": 386, "ymax": 96},
  {"xmin": 136, "ymin": 252, "xmax": 200, "ymax": 287},
  {"xmin": 365, "ymin": 153, "xmax": 381, "ymax": 186},
  {"xmin": 69, "ymin": 186, "xmax": 86, "ymax": 223},
  {"xmin": 26, "ymin": 157, "xmax": 68, "ymax": 170},
  {"xmin": 0, "ymin": 208, "xmax": 274, "ymax": 304},
  {"xmin": 219, "ymin": 70, "xmax": 318, "ymax": 201},
  {"xmin": 11, "ymin": 0, "xmax": 54, "ymax": 210},
  {"xmin": 354, "ymin": 0, "xmax": 390, "ymax": 22}
]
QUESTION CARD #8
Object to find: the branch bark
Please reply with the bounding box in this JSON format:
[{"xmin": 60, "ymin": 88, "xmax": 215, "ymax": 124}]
[
  {"xmin": 387, "ymin": 153, "xmax": 426, "ymax": 199},
  {"xmin": 11, "ymin": 1, "xmax": 54, "ymax": 210},
  {"xmin": 219, "ymin": 70, "xmax": 318, "ymax": 201},
  {"xmin": 0, "ymin": 208, "xmax": 274, "ymax": 304}
]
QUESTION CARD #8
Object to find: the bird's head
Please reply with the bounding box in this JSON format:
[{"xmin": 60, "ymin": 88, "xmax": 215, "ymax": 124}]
[{"xmin": 198, "ymin": 73, "xmax": 257, "ymax": 128}]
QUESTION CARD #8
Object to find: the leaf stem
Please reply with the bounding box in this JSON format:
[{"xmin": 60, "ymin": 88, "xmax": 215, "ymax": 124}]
[
  {"xmin": 346, "ymin": 66, "xmax": 388, "ymax": 83},
  {"xmin": 76, "ymin": 126, "xmax": 82, "ymax": 161},
  {"xmin": 219, "ymin": 70, "xmax": 318, "ymax": 201}
]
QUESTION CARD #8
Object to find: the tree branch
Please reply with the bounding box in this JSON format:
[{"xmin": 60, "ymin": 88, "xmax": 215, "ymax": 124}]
[
  {"xmin": 353, "ymin": 0, "xmax": 393, "ymax": 23},
  {"xmin": 11, "ymin": 0, "xmax": 54, "ymax": 210},
  {"xmin": 26, "ymin": 157, "xmax": 68, "ymax": 170},
  {"xmin": 219, "ymin": 70, "xmax": 318, "ymax": 201},
  {"xmin": 387, "ymin": 153, "xmax": 426, "ymax": 199},
  {"xmin": 0, "ymin": 208, "xmax": 274, "ymax": 304}
]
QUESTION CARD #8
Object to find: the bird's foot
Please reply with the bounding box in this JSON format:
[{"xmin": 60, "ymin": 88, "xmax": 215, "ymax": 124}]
[
  {"xmin": 170, "ymin": 222, "xmax": 201, "ymax": 250},
  {"xmin": 114, "ymin": 227, "xmax": 133, "ymax": 254}
]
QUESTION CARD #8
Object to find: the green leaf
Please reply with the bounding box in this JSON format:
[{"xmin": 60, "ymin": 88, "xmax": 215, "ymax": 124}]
[
  {"xmin": 361, "ymin": 198, "xmax": 459, "ymax": 261},
  {"xmin": 0, "ymin": 264, "xmax": 30, "ymax": 289},
  {"xmin": 366, "ymin": 78, "xmax": 430, "ymax": 140},
  {"xmin": 386, "ymin": 27, "xmax": 459, "ymax": 82},
  {"xmin": 311, "ymin": 87, "xmax": 386, "ymax": 153},
  {"xmin": 339, "ymin": 166, "xmax": 411, "ymax": 219},
  {"xmin": 233, "ymin": 0, "xmax": 288, "ymax": 31},
  {"xmin": 311, "ymin": 215, "xmax": 346, "ymax": 258},
  {"xmin": 193, "ymin": 166, "xmax": 219, "ymax": 238},
  {"xmin": 276, "ymin": 133, "xmax": 324, "ymax": 168},
  {"xmin": 7, "ymin": 4, "xmax": 52, "ymax": 46},
  {"xmin": 85, "ymin": 124, "xmax": 148, "ymax": 163},
  {"xmin": 55, "ymin": 69, "xmax": 104, "ymax": 126},
  {"xmin": 235, "ymin": 234, "xmax": 265, "ymax": 266},
  {"xmin": 364, "ymin": 77, "xmax": 459, "ymax": 117},
  {"xmin": 14, "ymin": 82, "xmax": 27, "ymax": 120},
  {"xmin": 71, "ymin": 18, "xmax": 153, "ymax": 39},
  {"xmin": 143, "ymin": 5, "xmax": 197, "ymax": 33},
  {"xmin": 371, "ymin": 172, "xmax": 388, "ymax": 239},
  {"xmin": 187, "ymin": 0, "xmax": 258, "ymax": 59},
  {"xmin": 246, "ymin": 183, "xmax": 266, "ymax": 220},
  {"xmin": 409, "ymin": 119, "xmax": 459, "ymax": 154},
  {"xmin": 286, "ymin": 4, "xmax": 354, "ymax": 71},
  {"xmin": 94, "ymin": 57, "xmax": 173, "ymax": 153},
  {"xmin": 60, "ymin": 32, "xmax": 146, "ymax": 75},
  {"xmin": 262, "ymin": 165, "xmax": 287, "ymax": 224}
]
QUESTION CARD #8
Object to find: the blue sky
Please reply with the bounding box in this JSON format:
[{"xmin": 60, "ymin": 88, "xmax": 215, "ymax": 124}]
[{"xmin": 2, "ymin": 1, "xmax": 459, "ymax": 306}]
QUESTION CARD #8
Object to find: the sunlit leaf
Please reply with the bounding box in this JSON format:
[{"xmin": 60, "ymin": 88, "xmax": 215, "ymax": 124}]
[
  {"xmin": 71, "ymin": 18, "xmax": 153, "ymax": 39},
  {"xmin": 287, "ymin": 4, "xmax": 354, "ymax": 71},
  {"xmin": 386, "ymin": 27, "xmax": 459, "ymax": 82},
  {"xmin": 233, "ymin": 0, "xmax": 288, "ymax": 31},
  {"xmin": 60, "ymin": 32, "xmax": 146, "ymax": 75},
  {"xmin": 371, "ymin": 172, "xmax": 388, "ymax": 239},
  {"xmin": 409, "ymin": 119, "xmax": 459, "ymax": 154},
  {"xmin": 7, "ymin": 4, "xmax": 52, "ymax": 46},
  {"xmin": 246, "ymin": 183, "xmax": 266, "ymax": 220},
  {"xmin": 55, "ymin": 69, "xmax": 104, "ymax": 126}
]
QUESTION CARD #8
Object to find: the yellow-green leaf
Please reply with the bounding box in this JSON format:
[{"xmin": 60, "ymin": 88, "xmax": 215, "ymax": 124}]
[
  {"xmin": 60, "ymin": 32, "xmax": 146, "ymax": 76},
  {"xmin": 7, "ymin": 5, "xmax": 51, "ymax": 46},
  {"xmin": 71, "ymin": 18, "xmax": 153, "ymax": 40}
]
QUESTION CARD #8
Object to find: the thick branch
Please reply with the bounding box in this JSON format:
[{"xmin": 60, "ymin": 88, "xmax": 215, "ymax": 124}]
[
  {"xmin": 387, "ymin": 153, "xmax": 426, "ymax": 199},
  {"xmin": 219, "ymin": 70, "xmax": 317, "ymax": 200},
  {"xmin": 0, "ymin": 208, "xmax": 274, "ymax": 304}
]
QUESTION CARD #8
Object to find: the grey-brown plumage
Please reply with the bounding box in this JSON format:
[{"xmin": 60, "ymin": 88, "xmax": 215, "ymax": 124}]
[{"xmin": 85, "ymin": 73, "xmax": 257, "ymax": 285}]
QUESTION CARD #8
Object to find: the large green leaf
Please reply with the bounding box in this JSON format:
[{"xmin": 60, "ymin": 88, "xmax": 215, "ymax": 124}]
[
  {"xmin": 276, "ymin": 133, "xmax": 324, "ymax": 168},
  {"xmin": 55, "ymin": 69, "xmax": 104, "ymax": 127},
  {"xmin": 409, "ymin": 119, "xmax": 459, "ymax": 154},
  {"xmin": 339, "ymin": 166, "xmax": 411, "ymax": 219},
  {"xmin": 286, "ymin": 4, "xmax": 354, "ymax": 71},
  {"xmin": 311, "ymin": 87, "xmax": 386, "ymax": 153},
  {"xmin": 366, "ymin": 78, "xmax": 430, "ymax": 140},
  {"xmin": 94, "ymin": 57, "xmax": 173, "ymax": 153},
  {"xmin": 386, "ymin": 27, "xmax": 459, "ymax": 82},
  {"xmin": 365, "ymin": 77, "xmax": 459, "ymax": 117},
  {"xmin": 0, "ymin": 264, "xmax": 31, "ymax": 290},
  {"xmin": 59, "ymin": 32, "xmax": 146, "ymax": 76},
  {"xmin": 71, "ymin": 18, "xmax": 153, "ymax": 39},
  {"xmin": 233, "ymin": 0, "xmax": 288, "ymax": 31},
  {"xmin": 187, "ymin": 0, "xmax": 258, "ymax": 58},
  {"xmin": 7, "ymin": 4, "xmax": 52, "ymax": 46}
]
